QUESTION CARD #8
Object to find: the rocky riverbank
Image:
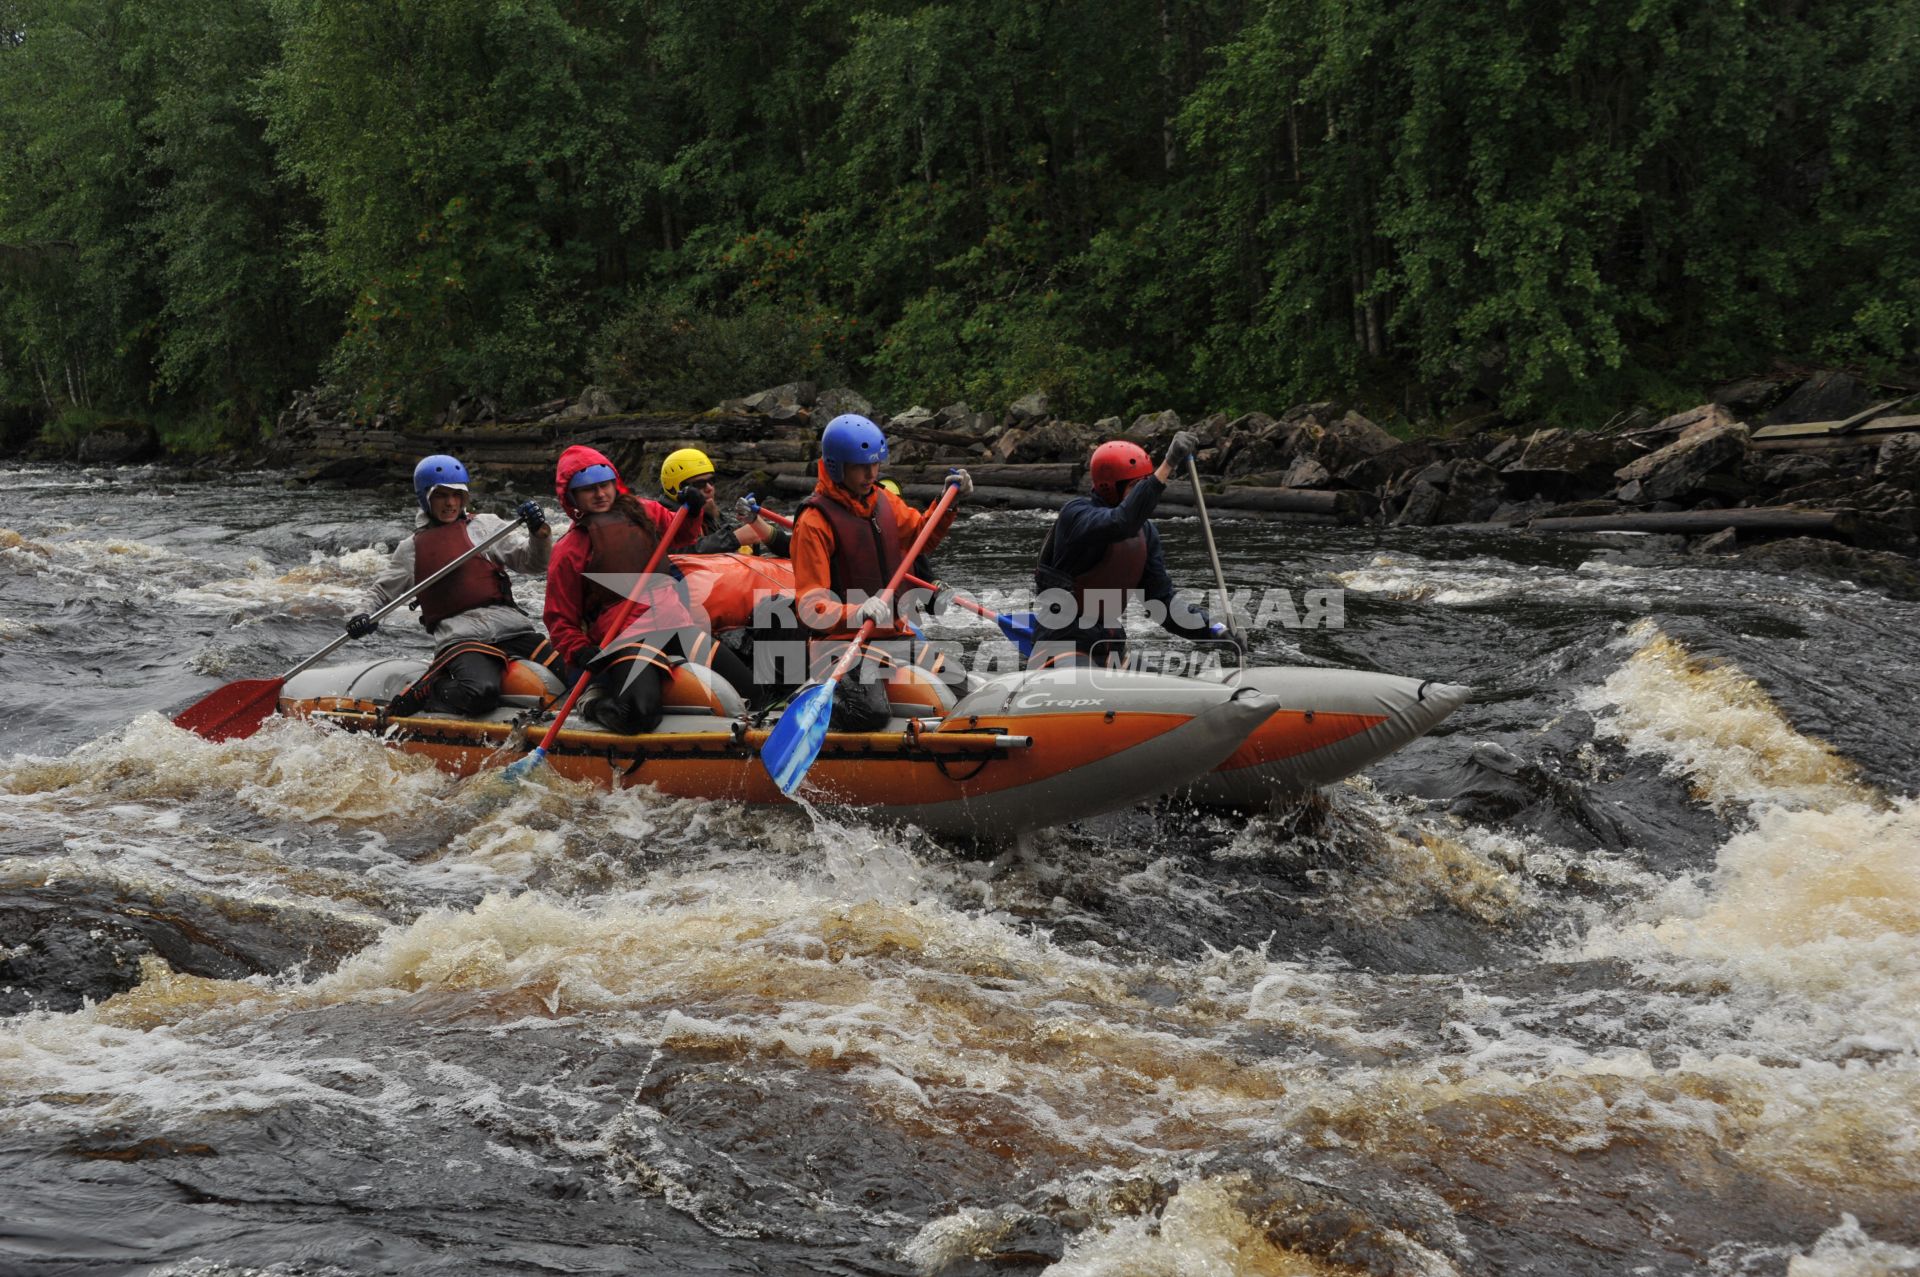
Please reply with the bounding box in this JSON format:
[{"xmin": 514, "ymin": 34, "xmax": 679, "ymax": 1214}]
[{"xmin": 15, "ymin": 371, "xmax": 1920, "ymax": 599}]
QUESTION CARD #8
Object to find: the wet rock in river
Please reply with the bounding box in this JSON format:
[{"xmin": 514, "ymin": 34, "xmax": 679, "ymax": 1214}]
[{"xmin": 1738, "ymin": 536, "xmax": 1920, "ymax": 601}]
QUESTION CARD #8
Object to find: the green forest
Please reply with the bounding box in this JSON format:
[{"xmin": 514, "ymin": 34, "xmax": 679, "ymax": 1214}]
[{"xmin": 1, "ymin": 0, "xmax": 1916, "ymax": 447}]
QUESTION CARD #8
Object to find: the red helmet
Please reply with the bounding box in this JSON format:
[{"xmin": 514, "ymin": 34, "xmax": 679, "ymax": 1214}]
[{"xmin": 1089, "ymin": 441, "xmax": 1152, "ymax": 504}]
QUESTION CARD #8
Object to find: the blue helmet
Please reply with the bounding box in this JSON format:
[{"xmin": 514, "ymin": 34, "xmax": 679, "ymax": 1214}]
[
  {"xmin": 412, "ymin": 454, "xmax": 470, "ymax": 510},
  {"xmin": 820, "ymin": 414, "xmax": 888, "ymax": 482},
  {"xmin": 567, "ymin": 463, "xmax": 618, "ymax": 490}
]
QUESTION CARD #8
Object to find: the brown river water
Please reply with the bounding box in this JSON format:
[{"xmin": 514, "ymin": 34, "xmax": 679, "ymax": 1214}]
[{"xmin": 2, "ymin": 462, "xmax": 1917, "ymax": 1275}]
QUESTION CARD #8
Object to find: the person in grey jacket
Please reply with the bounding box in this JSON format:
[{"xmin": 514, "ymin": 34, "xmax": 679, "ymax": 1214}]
[{"xmin": 347, "ymin": 454, "xmax": 558, "ymax": 718}]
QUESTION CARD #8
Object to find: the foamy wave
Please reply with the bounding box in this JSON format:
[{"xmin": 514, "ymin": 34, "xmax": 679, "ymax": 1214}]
[
  {"xmin": 1789, "ymin": 1214, "xmax": 1920, "ymax": 1276},
  {"xmin": 0, "ymin": 712, "xmax": 452, "ymax": 824},
  {"xmin": 168, "ymin": 545, "xmax": 390, "ymax": 613},
  {"xmin": 0, "ymin": 966, "xmax": 411, "ymax": 1135},
  {"xmin": 1577, "ymin": 798, "xmax": 1920, "ymax": 1056},
  {"xmin": 1579, "ymin": 620, "xmax": 1875, "ymax": 812}
]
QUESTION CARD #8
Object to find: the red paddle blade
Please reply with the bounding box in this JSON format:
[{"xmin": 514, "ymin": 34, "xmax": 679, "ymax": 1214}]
[{"xmin": 172, "ymin": 678, "xmax": 285, "ymax": 742}]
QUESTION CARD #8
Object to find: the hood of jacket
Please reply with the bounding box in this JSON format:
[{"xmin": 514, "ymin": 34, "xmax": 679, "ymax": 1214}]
[
  {"xmin": 811, "ymin": 459, "xmax": 881, "ymax": 517},
  {"xmin": 555, "ymin": 444, "xmax": 629, "ymax": 518}
]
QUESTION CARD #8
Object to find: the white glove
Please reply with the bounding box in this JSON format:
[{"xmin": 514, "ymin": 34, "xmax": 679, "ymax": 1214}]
[
  {"xmin": 855, "ymin": 595, "xmax": 894, "ymax": 629},
  {"xmin": 947, "ymin": 467, "xmax": 974, "ymax": 497},
  {"xmin": 733, "ymin": 495, "xmax": 759, "ymax": 524}
]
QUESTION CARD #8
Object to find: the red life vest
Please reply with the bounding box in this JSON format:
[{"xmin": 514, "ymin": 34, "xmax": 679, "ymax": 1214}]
[
  {"xmin": 582, "ymin": 511, "xmax": 664, "ymax": 622},
  {"xmin": 798, "ymin": 491, "xmax": 901, "ymax": 600},
  {"xmin": 413, "ymin": 518, "xmax": 513, "ymax": 630}
]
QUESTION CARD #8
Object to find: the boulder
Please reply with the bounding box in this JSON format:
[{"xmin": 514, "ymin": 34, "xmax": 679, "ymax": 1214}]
[
  {"xmin": 1688, "ymin": 528, "xmax": 1740, "ymax": 556},
  {"xmin": 1713, "ymin": 376, "xmax": 1790, "ymax": 416},
  {"xmin": 1875, "ymin": 434, "xmax": 1920, "ymax": 493},
  {"xmin": 814, "ymin": 387, "xmax": 874, "ymax": 425},
  {"xmin": 1435, "ymin": 459, "xmax": 1505, "ymax": 524},
  {"xmin": 1392, "ymin": 480, "xmax": 1446, "ymax": 527},
  {"xmin": 1091, "ymin": 416, "xmax": 1124, "ymax": 436},
  {"xmin": 1291, "ymin": 413, "xmax": 1388, "ymax": 477},
  {"xmin": 1739, "ymin": 537, "xmax": 1920, "ymax": 601},
  {"xmin": 745, "ymin": 381, "xmax": 818, "ymax": 413},
  {"xmin": 1498, "ymin": 427, "xmax": 1641, "ymax": 493},
  {"xmin": 1007, "ymin": 391, "xmax": 1049, "ymax": 423},
  {"xmin": 1002, "ymin": 419, "xmax": 1100, "ymax": 465},
  {"xmin": 75, "ymin": 420, "xmax": 158, "ymax": 465},
  {"xmin": 1341, "ymin": 439, "xmax": 1447, "ymax": 491},
  {"xmin": 1764, "ymin": 371, "xmax": 1870, "ymax": 426},
  {"xmin": 1613, "ymin": 409, "xmax": 1750, "ymax": 503},
  {"xmin": 540, "ymin": 386, "xmax": 620, "ymax": 423},
  {"xmin": 1282, "ymin": 456, "xmax": 1333, "ymax": 489},
  {"xmin": 1127, "ymin": 409, "xmax": 1183, "ymax": 443},
  {"xmin": 889, "ymin": 405, "xmax": 937, "ymax": 431}
]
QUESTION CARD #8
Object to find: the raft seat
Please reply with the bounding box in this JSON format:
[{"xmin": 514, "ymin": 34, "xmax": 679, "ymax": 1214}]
[{"xmin": 661, "ymin": 660, "xmax": 749, "ymax": 718}]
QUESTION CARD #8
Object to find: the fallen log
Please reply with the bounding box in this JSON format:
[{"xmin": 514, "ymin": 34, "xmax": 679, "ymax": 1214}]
[
  {"xmin": 1165, "ymin": 483, "xmax": 1354, "ymax": 517},
  {"xmin": 766, "ymin": 474, "xmax": 1341, "ymax": 523},
  {"xmin": 1528, "ymin": 507, "xmax": 1856, "ymax": 537}
]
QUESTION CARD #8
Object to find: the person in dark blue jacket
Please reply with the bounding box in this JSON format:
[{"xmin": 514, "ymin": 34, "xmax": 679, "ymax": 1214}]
[{"xmin": 1030, "ymin": 430, "xmax": 1244, "ymax": 669}]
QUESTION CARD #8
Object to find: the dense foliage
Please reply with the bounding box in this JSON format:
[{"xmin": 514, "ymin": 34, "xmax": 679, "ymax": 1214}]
[{"xmin": 2, "ymin": 0, "xmax": 1915, "ymax": 437}]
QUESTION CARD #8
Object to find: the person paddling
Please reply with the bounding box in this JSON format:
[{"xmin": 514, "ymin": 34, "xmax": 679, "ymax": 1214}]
[
  {"xmin": 349, "ymin": 454, "xmax": 559, "ymax": 718},
  {"xmin": 543, "ymin": 445, "xmax": 754, "ymax": 734},
  {"xmin": 1029, "ymin": 431, "xmax": 1244, "ymax": 669},
  {"xmin": 789, "ymin": 414, "xmax": 971, "ymax": 730},
  {"xmin": 659, "ymin": 447, "xmax": 779, "ymax": 553}
]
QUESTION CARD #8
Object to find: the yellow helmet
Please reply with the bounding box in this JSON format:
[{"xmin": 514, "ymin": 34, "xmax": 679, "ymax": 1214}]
[
  {"xmin": 879, "ymin": 478, "xmax": 902, "ymax": 497},
  {"xmin": 660, "ymin": 447, "xmax": 715, "ymax": 500}
]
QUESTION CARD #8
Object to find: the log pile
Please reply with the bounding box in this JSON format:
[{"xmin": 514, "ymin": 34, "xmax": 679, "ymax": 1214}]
[{"xmin": 256, "ymin": 373, "xmax": 1920, "ymax": 559}]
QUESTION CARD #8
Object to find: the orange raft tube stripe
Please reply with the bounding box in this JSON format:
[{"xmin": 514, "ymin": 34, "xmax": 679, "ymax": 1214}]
[{"xmin": 285, "ymin": 697, "xmax": 1191, "ymax": 808}]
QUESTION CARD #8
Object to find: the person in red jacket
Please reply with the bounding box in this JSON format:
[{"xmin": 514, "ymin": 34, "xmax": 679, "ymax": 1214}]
[
  {"xmin": 789, "ymin": 414, "xmax": 971, "ymax": 730},
  {"xmin": 543, "ymin": 445, "xmax": 754, "ymax": 734}
]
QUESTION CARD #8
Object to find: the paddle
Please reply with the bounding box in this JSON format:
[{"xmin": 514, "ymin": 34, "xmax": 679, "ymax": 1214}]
[
  {"xmin": 760, "ymin": 478, "xmax": 962, "ymax": 796},
  {"xmin": 502, "ymin": 501, "xmax": 694, "ymax": 781},
  {"xmin": 1187, "ymin": 455, "xmax": 1246, "ymax": 672},
  {"xmin": 173, "ymin": 513, "xmax": 539, "ymax": 742},
  {"xmin": 755, "ymin": 503, "xmax": 1035, "ymax": 655}
]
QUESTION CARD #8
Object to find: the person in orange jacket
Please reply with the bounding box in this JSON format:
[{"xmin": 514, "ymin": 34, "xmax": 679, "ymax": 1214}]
[{"xmin": 788, "ymin": 413, "xmax": 971, "ymax": 730}]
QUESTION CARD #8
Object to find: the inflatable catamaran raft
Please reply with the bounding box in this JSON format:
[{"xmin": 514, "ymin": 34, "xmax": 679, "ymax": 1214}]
[{"xmin": 279, "ymin": 658, "xmax": 1467, "ymax": 839}]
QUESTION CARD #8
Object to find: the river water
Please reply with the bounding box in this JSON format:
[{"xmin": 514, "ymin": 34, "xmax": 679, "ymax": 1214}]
[{"xmin": 2, "ymin": 462, "xmax": 1917, "ymax": 1276}]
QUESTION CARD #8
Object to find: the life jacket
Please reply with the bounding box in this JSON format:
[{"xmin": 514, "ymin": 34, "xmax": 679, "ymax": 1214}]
[
  {"xmin": 1035, "ymin": 523, "xmax": 1148, "ymax": 632},
  {"xmin": 583, "ymin": 511, "xmax": 664, "ymax": 621},
  {"xmin": 414, "ymin": 518, "xmax": 513, "ymax": 630},
  {"xmin": 798, "ymin": 490, "xmax": 901, "ymax": 600}
]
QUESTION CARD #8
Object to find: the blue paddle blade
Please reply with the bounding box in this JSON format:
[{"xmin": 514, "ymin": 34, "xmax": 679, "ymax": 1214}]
[
  {"xmin": 997, "ymin": 610, "xmax": 1038, "ymax": 658},
  {"xmin": 502, "ymin": 745, "xmax": 548, "ymax": 782},
  {"xmin": 762, "ymin": 680, "xmax": 837, "ymax": 795}
]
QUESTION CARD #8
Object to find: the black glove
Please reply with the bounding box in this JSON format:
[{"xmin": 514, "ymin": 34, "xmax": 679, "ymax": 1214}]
[
  {"xmin": 681, "ymin": 486, "xmax": 707, "ymax": 512},
  {"xmin": 573, "ymin": 645, "xmax": 605, "ymax": 675},
  {"xmin": 1166, "ymin": 430, "xmax": 1201, "ymax": 470},
  {"xmin": 345, "ymin": 612, "xmax": 379, "ymax": 639},
  {"xmin": 516, "ymin": 500, "xmax": 548, "ymax": 533}
]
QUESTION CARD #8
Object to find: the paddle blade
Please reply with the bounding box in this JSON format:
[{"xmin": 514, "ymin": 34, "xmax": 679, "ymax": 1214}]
[
  {"xmin": 501, "ymin": 745, "xmax": 548, "ymax": 783},
  {"xmin": 997, "ymin": 610, "xmax": 1039, "ymax": 658},
  {"xmin": 173, "ymin": 678, "xmax": 285, "ymax": 742},
  {"xmin": 761, "ymin": 681, "xmax": 836, "ymax": 796}
]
